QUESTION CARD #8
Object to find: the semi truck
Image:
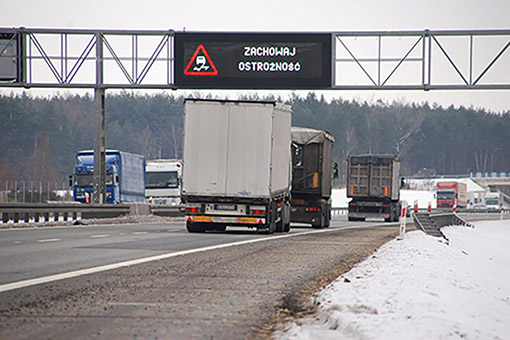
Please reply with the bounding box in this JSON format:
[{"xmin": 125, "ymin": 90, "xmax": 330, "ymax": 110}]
[
  {"xmin": 290, "ymin": 127, "xmax": 336, "ymax": 228},
  {"xmin": 347, "ymin": 154, "xmax": 401, "ymax": 222},
  {"xmin": 436, "ymin": 181, "xmax": 467, "ymax": 209},
  {"xmin": 70, "ymin": 150, "xmax": 145, "ymax": 204},
  {"xmin": 145, "ymin": 159, "xmax": 182, "ymax": 205},
  {"xmin": 181, "ymin": 99, "xmax": 292, "ymax": 233}
]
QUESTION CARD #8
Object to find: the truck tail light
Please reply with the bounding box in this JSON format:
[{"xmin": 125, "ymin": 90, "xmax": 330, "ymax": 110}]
[
  {"xmin": 384, "ymin": 186, "xmax": 389, "ymax": 197},
  {"xmin": 306, "ymin": 207, "xmax": 321, "ymax": 212},
  {"xmin": 349, "ymin": 184, "xmax": 355, "ymax": 196},
  {"xmin": 185, "ymin": 207, "xmax": 199, "ymax": 213},
  {"xmin": 251, "ymin": 209, "xmax": 265, "ymax": 215}
]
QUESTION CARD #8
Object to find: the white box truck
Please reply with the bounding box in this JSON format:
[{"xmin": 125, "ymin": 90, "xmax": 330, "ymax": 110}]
[{"xmin": 182, "ymin": 99, "xmax": 292, "ymax": 233}]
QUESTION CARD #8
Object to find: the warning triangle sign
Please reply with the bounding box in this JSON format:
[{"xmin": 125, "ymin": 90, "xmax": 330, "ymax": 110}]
[{"xmin": 184, "ymin": 44, "xmax": 219, "ymax": 76}]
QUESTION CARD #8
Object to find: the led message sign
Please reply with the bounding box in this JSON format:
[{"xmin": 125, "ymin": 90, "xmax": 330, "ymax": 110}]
[{"xmin": 174, "ymin": 33, "xmax": 332, "ymax": 89}]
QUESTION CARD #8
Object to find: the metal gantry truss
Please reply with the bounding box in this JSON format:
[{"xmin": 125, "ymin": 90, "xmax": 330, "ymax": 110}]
[
  {"xmin": 333, "ymin": 30, "xmax": 510, "ymax": 90},
  {"xmin": 1, "ymin": 28, "xmax": 510, "ymax": 90},
  {"xmin": 1, "ymin": 27, "xmax": 510, "ymax": 203},
  {"xmin": 0, "ymin": 28, "xmax": 175, "ymax": 89}
]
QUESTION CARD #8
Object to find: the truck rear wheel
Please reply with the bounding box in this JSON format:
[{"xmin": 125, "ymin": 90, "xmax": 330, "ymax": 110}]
[
  {"xmin": 275, "ymin": 219, "xmax": 284, "ymax": 232},
  {"xmin": 186, "ymin": 221, "xmax": 206, "ymax": 233},
  {"xmin": 214, "ymin": 224, "xmax": 227, "ymax": 232},
  {"xmin": 258, "ymin": 222, "xmax": 275, "ymax": 234}
]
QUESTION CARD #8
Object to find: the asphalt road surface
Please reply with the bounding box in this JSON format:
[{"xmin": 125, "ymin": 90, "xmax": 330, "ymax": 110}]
[{"xmin": 0, "ymin": 216, "xmax": 403, "ymax": 339}]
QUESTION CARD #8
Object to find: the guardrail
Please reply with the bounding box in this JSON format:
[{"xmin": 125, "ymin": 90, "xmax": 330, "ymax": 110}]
[
  {"xmin": 0, "ymin": 203, "xmax": 131, "ymax": 224},
  {"xmin": 0, "ymin": 203, "xmax": 185, "ymax": 224},
  {"xmin": 1, "ymin": 203, "xmax": 505, "ymax": 225},
  {"xmin": 331, "ymin": 207, "xmax": 348, "ymax": 216}
]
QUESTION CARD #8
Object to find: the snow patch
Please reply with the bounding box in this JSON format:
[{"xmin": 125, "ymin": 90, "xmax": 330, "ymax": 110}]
[{"xmin": 274, "ymin": 220, "xmax": 510, "ymax": 340}]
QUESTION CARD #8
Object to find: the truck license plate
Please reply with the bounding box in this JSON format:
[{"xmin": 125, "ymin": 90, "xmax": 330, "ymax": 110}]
[{"xmin": 215, "ymin": 204, "xmax": 237, "ymax": 211}]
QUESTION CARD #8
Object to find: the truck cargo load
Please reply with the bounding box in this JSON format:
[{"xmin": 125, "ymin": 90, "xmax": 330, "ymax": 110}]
[
  {"xmin": 347, "ymin": 154, "xmax": 401, "ymax": 222},
  {"xmin": 290, "ymin": 127, "xmax": 335, "ymax": 228},
  {"xmin": 181, "ymin": 99, "xmax": 292, "ymax": 233}
]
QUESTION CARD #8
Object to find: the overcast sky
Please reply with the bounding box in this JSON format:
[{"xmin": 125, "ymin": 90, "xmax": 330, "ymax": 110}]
[{"xmin": 1, "ymin": 0, "xmax": 510, "ymax": 112}]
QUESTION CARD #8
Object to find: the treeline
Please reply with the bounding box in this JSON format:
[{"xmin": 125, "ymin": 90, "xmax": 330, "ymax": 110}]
[{"xmin": 1, "ymin": 91, "xmax": 509, "ymax": 184}]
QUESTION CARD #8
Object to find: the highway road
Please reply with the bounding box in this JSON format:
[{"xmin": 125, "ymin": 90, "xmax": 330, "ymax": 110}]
[
  {"xmin": 0, "ymin": 217, "xmax": 397, "ymax": 288},
  {"xmin": 0, "ymin": 216, "xmax": 402, "ymax": 339}
]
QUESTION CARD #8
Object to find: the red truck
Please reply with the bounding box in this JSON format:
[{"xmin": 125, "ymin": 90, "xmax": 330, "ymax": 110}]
[{"xmin": 436, "ymin": 181, "xmax": 467, "ymax": 209}]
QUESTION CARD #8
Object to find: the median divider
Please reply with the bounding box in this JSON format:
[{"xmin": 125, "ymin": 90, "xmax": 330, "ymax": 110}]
[{"xmin": 0, "ymin": 203, "xmax": 186, "ymax": 225}]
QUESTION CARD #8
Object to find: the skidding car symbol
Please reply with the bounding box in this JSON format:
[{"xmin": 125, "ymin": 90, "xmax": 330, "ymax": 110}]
[{"xmin": 193, "ymin": 56, "xmax": 210, "ymax": 72}]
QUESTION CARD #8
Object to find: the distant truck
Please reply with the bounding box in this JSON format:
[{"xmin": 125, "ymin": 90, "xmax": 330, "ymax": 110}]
[
  {"xmin": 484, "ymin": 192, "xmax": 503, "ymax": 209},
  {"xmin": 145, "ymin": 159, "xmax": 182, "ymax": 205},
  {"xmin": 347, "ymin": 154, "xmax": 401, "ymax": 222},
  {"xmin": 436, "ymin": 181, "xmax": 467, "ymax": 209},
  {"xmin": 290, "ymin": 127, "xmax": 336, "ymax": 228},
  {"xmin": 70, "ymin": 150, "xmax": 145, "ymax": 204},
  {"xmin": 181, "ymin": 99, "xmax": 292, "ymax": 233}
]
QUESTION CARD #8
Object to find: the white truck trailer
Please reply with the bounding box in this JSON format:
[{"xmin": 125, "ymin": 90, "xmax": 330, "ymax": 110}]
[
  {"xmin": 181, "ymin": 99, "xmax": 292, "ymax": 233},
  {"xmin": 145, "ymin": 159, "xmax": 182, "ymax": 205}
]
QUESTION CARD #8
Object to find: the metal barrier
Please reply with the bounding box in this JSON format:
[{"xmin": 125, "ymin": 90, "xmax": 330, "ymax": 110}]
[
  {"xmin": 1, "ymin": 203, "xmax": 131, "ymax": 224},
  {"xmin": 331, "ymin": 207, "xmax": 348, "ymax": 216},
  {"xmin": 0, "ymin": 203, "xmax": 186, "ymax": 225},
  {"xmin": 149, "ymin": 205, "xmax": 184, "ymax": 217},
  {"xmin": 2, "ymin": 203, "xmax": 504, "ymax": 225}
]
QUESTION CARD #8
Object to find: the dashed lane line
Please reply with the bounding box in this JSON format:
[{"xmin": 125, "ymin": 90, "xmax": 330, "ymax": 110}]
[
  {"xmin": 90, "ymin": 234, "xmax": 110, "ymax": 238},
  {"xmin": 36, "ymin": 238, "xmax": 61, "ymax": 243}
]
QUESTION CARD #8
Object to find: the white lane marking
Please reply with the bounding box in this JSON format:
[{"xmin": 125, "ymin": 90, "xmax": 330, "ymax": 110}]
[
  {"xmin": 0, "ymin": 224, "xmax": 383, "ymax": 293},
  {"xmin": 132, "ymin": 232, "xmax": 148, "ymax": 235},
  {"xmin": 14, "ymin": 241, "xmax": 22, "ymax": 244},
  {"xmin": 90, "ymin": 234, "xmax": 110, "ymax": 238},
  {"xmin": 36, "ymin": 238, "xmax": 61, "ymax": 243}
]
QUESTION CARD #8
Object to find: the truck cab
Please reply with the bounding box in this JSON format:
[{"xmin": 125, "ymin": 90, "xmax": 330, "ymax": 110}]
[
  {"xmin": 484, "ymin": 192, "xmax": 502, "ymax": 210},
  {"xmin": 145, "ymin": 160, "xmax": 182, "ymax": 205},
  {"xmin": 436, "ymin": 181, "xmax": 467, "ymax": 209}
]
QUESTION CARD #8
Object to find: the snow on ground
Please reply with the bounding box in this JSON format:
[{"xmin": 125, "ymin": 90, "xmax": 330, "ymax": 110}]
[{"xmin": 274, "ymin": 220, "xmax": 510, "ymax": 340}]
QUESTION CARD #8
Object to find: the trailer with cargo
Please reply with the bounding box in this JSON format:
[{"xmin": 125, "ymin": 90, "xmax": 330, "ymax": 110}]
[
  {"xmin": 346, "ymin": 154, "xmax": 401, "ymax": 222},
  {"xmin": 181, "ymin": 99, "xmax": 292, "ymax": 233},
  {"xmin": 290, "ymin": 127, "xmax": 336, "ymax": 228}
]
